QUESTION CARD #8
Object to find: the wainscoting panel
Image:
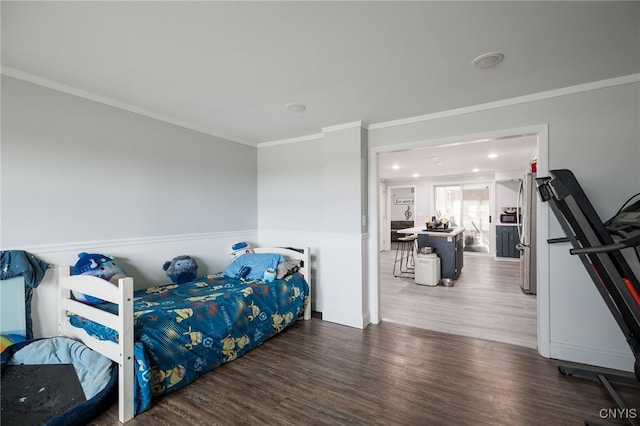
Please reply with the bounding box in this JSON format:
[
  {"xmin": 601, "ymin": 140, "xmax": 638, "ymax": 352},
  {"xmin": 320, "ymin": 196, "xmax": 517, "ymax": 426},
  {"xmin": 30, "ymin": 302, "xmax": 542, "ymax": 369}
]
[
  {"xmin": 12, "ymin": 230, "xmax": 257, "ymax": 338},
  {"xmin": 258, "ymin": 230, "xmax": 370, "ymax": 328}
]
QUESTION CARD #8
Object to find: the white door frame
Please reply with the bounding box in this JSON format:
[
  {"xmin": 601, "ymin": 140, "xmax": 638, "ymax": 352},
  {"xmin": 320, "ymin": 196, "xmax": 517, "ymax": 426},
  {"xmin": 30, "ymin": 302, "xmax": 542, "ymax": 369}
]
[
  {"xmin": 379, "ymin": 183, "xmax": 388, "ymax": 251},
  {"xmin": 367, "ymin": 124, "xmax": 550, "ymax": 357}
]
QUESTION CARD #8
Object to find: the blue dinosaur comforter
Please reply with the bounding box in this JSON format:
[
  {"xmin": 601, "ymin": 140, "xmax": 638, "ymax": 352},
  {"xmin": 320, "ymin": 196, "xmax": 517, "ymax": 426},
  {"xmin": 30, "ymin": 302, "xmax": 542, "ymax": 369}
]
[{"xmin": 68, "ymin": 272, "xmax": 309, "ymax": 414}]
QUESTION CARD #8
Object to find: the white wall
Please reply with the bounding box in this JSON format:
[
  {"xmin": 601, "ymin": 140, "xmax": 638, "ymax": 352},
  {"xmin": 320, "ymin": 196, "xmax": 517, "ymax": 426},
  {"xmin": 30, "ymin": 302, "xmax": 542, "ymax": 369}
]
[
  {"xmin": 388, "ymin": 186, "xmax": 414, "ymax": 221},
  {"xmin": 257, "ymin": 123, "xmax": 369, "ymax": 327},
  {"xmin": 4, "ymin": 71, "xmax": 639, "ymax": 373},
  {"xmin": 1, "ymin": 76, "xmax": 260, "ymax": 337},
  {"xmin": 257, "ymin": 136, "xmax": 325, "ymax": 313},
  {"xmin": 496, "ymin": 180, "xmax": 520, "ymax": 213},
  {"xmin": 257, "ymin": 137, "xmax": 324, "ymax": 231},
  {"xmin": 1, "ymin": 76, "xmax": 258, "ymax": 247},
  {"xmin": 368, "ymin": 80, "xmax": 640, "ymax": 371}
]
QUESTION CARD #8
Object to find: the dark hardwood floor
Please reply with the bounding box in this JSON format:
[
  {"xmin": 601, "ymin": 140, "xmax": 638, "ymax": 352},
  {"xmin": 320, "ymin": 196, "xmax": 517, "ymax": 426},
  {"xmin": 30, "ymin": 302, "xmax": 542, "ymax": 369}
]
[{"xmin": 89, "ymin": 319, "xmax": 639, "ymax": 426}]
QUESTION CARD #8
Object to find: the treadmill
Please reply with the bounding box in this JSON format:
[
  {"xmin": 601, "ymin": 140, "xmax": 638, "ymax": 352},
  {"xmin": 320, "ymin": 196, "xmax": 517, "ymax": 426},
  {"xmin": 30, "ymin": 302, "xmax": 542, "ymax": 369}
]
[{"xmin": 536, "ymin": 169, "xmax": 640, "ymax": 426}]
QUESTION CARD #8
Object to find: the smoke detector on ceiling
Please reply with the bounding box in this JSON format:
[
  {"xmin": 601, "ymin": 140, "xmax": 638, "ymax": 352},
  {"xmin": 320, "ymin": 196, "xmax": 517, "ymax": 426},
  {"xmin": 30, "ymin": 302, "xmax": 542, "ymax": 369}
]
[{"xmin": 471, "ymin": 52, "xmax": 504, "ymax": 69}]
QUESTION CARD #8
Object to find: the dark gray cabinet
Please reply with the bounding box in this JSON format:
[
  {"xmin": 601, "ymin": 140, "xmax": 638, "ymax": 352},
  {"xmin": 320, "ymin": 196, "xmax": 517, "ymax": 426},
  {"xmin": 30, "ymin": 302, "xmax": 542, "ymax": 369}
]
[
  {"xmin": 417, "ymin": 231, "xmax": 464, "ymax": 279},
  {"xmin": 496, "ymin": 225, "xmax": 520, "ymax": 258}
]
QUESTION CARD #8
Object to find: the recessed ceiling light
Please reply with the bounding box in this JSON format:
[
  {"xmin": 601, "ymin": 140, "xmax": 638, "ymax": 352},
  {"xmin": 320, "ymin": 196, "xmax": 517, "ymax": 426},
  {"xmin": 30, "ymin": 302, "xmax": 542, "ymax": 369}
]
[
  {"xmin": 285, "ymin": 103, "xmax": 306, "ymax": 112},
  {"xmin": 471, "ymin": 52, "xmax": 504, "ymax": 69},
  {"xmin": 413, "ymin": 173, "xmax": 419, "ymax": 178},
  {"xmin": 472, "ymin": 168, "xmax": 480, "ymax": 173},
  {"xmin": 392, "ymin": 164, "xmax": 400, "ymax": 170},
  {"xmin": 488, "ymin": 153, "xmax": 498, "ymax": 159}
]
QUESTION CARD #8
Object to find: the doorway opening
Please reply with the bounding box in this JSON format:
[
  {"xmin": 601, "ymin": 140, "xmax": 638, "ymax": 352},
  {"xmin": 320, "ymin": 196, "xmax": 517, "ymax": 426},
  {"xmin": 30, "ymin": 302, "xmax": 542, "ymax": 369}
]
[{"xmin": 372, "ymin": 129, "xmax": 544, "ymax": 350}]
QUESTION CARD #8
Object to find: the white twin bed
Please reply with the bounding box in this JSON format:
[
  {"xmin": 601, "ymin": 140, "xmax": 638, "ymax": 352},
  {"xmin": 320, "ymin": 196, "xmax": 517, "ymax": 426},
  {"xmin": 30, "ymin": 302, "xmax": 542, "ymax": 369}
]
[{"xmin": 55, "ymin": 247, "xmax": 311, "ymax": 423}]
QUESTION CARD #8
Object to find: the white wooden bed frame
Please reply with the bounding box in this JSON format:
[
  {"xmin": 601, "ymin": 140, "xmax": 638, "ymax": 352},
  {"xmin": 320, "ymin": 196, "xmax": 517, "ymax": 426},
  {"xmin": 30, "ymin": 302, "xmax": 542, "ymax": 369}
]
[{"xmin": 57, "ymin": 247, "xmax": 311, "ymax": 423}]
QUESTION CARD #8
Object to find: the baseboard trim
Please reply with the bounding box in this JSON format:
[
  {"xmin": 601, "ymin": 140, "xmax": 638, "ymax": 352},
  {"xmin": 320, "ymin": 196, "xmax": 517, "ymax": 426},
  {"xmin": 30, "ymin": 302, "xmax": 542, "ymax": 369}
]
[
  {"xmin": 549, "ymin": 342, "xmax": 635, "ymax": 373},
  {"xmin": 322, "ymin": 309, "xmax": 369, "ymax": 329}
]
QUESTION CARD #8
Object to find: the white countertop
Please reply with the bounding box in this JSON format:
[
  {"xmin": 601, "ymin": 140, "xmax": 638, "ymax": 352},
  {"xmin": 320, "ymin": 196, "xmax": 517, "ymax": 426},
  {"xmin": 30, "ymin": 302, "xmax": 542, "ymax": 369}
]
[{"xmin": 397, "ymin": 226, "xmax": 465, "ymax": 237}]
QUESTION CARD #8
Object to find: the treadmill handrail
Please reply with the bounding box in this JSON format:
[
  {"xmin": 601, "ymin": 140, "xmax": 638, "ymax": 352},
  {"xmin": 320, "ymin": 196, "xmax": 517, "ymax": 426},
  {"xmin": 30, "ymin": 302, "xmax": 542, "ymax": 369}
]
[{"xmin": 570, "ymin": 242, "xmax": 628, "ymax": 255}]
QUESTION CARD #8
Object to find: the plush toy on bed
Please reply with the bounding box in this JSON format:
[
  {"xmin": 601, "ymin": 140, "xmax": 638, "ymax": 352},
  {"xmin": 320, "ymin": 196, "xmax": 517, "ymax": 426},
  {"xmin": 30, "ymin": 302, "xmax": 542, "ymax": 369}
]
[
  {"xmin": 163, "ymin": 255, "xmax": 198, "ymax": 284},
  {"xmin": 71, "ymin": 252, "xmax": 128, "ymax": 304}
]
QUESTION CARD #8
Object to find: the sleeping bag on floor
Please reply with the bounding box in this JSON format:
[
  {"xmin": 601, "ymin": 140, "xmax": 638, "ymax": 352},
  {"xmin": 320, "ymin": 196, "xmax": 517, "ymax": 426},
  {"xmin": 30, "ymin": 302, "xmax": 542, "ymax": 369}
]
[{"xmin": 1, "ymin": 336, "xmax": 117, "ymax": 426}]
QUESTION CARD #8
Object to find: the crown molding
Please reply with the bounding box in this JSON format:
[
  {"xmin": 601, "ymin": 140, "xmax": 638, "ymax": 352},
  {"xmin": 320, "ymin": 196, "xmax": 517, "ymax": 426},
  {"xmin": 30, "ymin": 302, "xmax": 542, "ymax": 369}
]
[
  {"xmin": 0, "ymin": 66, "xmax": 255, "ymax": 146},
  {"xmin": 258, "ymin": 121, "xmax": 369, "ymax": 147},
  {"xmin": 368, "ymin": 73, "xmax": 640, "ymax": 131},
  {"xmin": 4, "ymin": 66, "xmax": 637, "ymax": 149},
  {"xmin": 322, "ymin": 120, "xmax": 368, "ymax": 133},
  {"xmin": 257, "ymin": 132, "xmax": 324, "ymax": 148}
]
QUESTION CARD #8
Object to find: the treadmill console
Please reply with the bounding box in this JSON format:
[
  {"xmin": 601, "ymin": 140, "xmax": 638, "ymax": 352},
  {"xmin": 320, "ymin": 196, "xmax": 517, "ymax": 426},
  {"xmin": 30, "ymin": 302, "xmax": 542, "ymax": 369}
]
[
  {"xmin": 607, "ymin": 199, "xmax": 640, "ymax": 228},
  {"xmin": 606, "ymin": 198, "xmax": 640, "ymax": 247}
]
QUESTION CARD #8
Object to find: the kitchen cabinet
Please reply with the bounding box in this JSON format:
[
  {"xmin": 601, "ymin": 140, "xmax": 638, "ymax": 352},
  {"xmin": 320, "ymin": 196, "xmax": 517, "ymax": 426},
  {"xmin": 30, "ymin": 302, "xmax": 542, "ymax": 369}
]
[
  {"xmin": 397, "ymin": 226, "xmax": 464, "ymax": 280},
  {"xmin": 496, "ymin": 225, "xmax": 520, "ymax": 258}
]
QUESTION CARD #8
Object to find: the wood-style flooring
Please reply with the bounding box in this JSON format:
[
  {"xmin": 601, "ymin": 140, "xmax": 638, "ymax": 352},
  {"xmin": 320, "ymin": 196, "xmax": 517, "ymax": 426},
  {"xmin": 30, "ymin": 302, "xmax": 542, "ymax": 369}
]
[
  {"xmin": 89, "ymin": 319, "xmax": 640, "ymax": 425},
  {"xmin": 380, "ymin": 248, "xmax": 538, "ymax": 348}
]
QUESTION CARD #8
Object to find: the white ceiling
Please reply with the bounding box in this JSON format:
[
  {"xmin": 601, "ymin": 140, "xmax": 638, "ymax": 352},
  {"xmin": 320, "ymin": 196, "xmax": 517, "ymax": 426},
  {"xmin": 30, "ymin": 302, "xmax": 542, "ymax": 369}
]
[
  {"xmin": 2, "ymin": 1, "xmax": 639, "ymax": 152},
  {"xmin": 378, "ymin": 134, "xmax": 538, "ymax": 181}
]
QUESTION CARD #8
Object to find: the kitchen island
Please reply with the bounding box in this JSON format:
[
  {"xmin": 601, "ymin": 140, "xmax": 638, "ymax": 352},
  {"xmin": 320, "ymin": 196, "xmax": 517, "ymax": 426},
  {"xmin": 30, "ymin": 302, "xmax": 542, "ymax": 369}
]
[{"xmin": 397, "ymin": 226, "xmax": 465, "ymax": 279}]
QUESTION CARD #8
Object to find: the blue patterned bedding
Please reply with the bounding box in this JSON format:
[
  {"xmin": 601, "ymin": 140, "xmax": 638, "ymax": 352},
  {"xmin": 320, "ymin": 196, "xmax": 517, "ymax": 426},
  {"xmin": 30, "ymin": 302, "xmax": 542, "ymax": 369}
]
[{"xmin": 68, "ymin": 272, "xmax": 309, "ymax": 414}]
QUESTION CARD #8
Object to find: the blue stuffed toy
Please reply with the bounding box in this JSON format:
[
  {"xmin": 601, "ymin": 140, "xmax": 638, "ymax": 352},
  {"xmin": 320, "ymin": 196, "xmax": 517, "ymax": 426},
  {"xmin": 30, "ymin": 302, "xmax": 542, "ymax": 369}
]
[
  {"xmin": 163, "ymin": 255, "xmax": 198, "ymax": 284},
  {"xmin": 71, "ymin": 252, "xmax": 127, "ymax": 304}
]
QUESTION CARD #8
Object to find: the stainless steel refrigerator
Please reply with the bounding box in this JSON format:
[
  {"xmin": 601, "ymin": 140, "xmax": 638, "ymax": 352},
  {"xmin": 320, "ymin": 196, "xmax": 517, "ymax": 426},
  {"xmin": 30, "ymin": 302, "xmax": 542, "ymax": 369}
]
[{"xmin": 516, "ymin": 173, "xmax": 537, "ymax": 294}]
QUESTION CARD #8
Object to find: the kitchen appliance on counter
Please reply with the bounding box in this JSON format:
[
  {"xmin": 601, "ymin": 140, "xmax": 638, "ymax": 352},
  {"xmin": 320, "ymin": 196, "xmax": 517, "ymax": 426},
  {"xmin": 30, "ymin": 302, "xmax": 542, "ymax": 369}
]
[
  {"xmin": 499, "ymin": 207, "xmax": 521, "ymax": 224},
  {"xmin": 516, "ymin": 173, "xmax": 537, "ymax": 294}
]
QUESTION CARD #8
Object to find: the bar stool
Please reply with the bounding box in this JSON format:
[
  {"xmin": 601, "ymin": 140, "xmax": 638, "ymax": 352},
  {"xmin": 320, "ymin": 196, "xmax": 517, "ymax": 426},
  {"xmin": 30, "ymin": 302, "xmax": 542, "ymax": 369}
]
[{"xmin": 393, "ymin": 234, "xmax": 417, "ymax": 277}]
